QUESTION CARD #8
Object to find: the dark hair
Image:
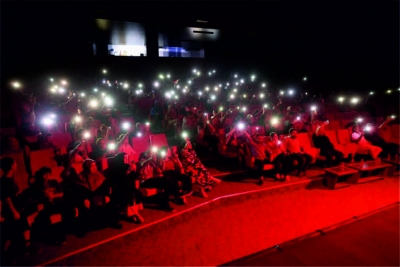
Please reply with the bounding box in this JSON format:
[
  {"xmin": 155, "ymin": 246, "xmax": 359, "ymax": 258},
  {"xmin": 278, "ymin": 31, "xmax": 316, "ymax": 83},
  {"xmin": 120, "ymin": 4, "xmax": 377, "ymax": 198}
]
[
  {"xmin": 289, "ymin": 128, "xmax": 296, "ymax": 134},
  {"xmin": 82, "ymin": 159, "xmax": 95, "ymax": 173},
  {"xmin": 0, "ymin": 157, "xmax": 15, "ymax": 174},
  {"xmin": 33, "ymin": 166, "xmax": 52, "ymax": 187},
  {"xmin": 269, "ymin": 132, "xmax": 277, "ymax": 137},
  {"xmin": 96, "ymin": 138, "xmax": 104, "ymax": 145}
]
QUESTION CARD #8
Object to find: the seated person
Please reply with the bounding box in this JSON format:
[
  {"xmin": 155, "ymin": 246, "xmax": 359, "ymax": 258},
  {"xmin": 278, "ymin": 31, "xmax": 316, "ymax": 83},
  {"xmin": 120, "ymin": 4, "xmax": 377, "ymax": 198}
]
[
  {"xmin": 138, "ymin": 150, "xmax": 177, "ymax": 212},
  {"xmin": 180, "ymin": 136, "xmax": 221, "ymax": 198},
  {"xmin": 284, "ymin": 129, "xmax": 313, "ymax": 176},
  {"xmin": 116, "ymin": 129, "xmax": 137, "ymax": 159},
  {"xmin": 89, "ymin": 138, "xmax": 115, "ymax": 171},
  {"xmin": 73, "ymin": 159, "xmax": 122, "ymax": 237},
  {"xmin": 162, "ymin": 146, "xmax": 193, "ymax": 204},
  {"xmin": 267, "ymin": 132, "xmax": 292, "ymax": 181},
  {"xmin": 68, "ymin": 141, "xmax": 89, "ymax": 164},
  {"xmin": 197, "ymin": 117, "xmax": 219, "ymax": 153},
  {"xmin": 312, "ymin": 121, "xmax": 343, "ymax": 167},
  {"xmin": 351, "ymin": 124, "xmax": 382, "ymax": 159},
  {"xmin": 242, "ymin": 131, "xmax": 271, "ymax": 185}
]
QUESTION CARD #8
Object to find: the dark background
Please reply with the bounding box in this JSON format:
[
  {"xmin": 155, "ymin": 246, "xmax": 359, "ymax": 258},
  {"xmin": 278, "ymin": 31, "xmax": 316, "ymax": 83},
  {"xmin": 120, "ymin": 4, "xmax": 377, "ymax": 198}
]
[{"xmin": 1, "ymin": 0, "xmax": 399, "ymax": 93}]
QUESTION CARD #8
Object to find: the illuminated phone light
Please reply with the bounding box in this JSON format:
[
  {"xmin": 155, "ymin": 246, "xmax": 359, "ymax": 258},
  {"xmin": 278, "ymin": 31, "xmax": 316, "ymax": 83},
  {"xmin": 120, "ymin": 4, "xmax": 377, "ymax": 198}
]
[
  {"xmin": 262, "ymin": 83, "xmax": 266, "ymax": 87},
  {"xmin": 271, "ymin": 118, "xmax": 279, "ymax": 125},
  {"xmin": 357, "ymin": 118, "xmax": 363, "ymax": 123},
  {"xmin": 75, "ymin": 116, "xmax": 82, "ymax": 123},
  {"xmin": 160, "ymin": 150, "xmax": 166, "ymax": 157},
  {"xmin": 311, "ymin": 106, "xmax": 317, "ymax": 111},
  {"xmin": 263, "ymin": 104, "xmax": 268, "ymax": 108},
  {"xmin": 297, "ymin": 116, "xmax": 300, "ymax": 120},
  {"xmin": 137, "ymin": 132, "xmax": 142, "ymax": 137},
  {"xmin": 338, "ymin": 97, "xmax": 345, "ymax": 103},
  {"xmin": 83, "ymin": 132, "xmax": 91, "ymax": 139},
  {"xmin": 80, "ymin": 92, "xmax": 85, "ymax": 97},
  {"xmin": 182, "ymin": 132, "xmax": 188, "ymax": 139},
  {"xmin": 237, "ymin": 122, "xmax": 245, "ymax": 130},
  {"xmin": 260, "ymin": 93, "xmax": 265, "ymax": 98},
  {"xmin": 122, "ymin": 122, "xmax": 130, "ymax": 130},
  {"xmin": 108, "ymin": 143, "xmax": 116, "ymax": 150},
  {"xmin": 219, "ymin": 106, "xmax": 223, "ymax": 111}
]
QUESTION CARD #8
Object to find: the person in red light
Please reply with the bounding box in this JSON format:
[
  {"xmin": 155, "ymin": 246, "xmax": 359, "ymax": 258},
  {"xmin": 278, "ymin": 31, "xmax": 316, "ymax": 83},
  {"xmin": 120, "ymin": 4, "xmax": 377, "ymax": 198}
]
[{"xmin": 284, "ymin": 129, "xmax": 312, "ymax": 177}]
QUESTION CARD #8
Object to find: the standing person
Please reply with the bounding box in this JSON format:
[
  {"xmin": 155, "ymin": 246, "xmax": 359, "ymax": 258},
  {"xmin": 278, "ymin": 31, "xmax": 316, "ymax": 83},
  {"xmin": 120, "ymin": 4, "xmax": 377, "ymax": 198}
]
[
  {"xmin": 284, "ymin": 129, "xmax": 313, "ymax": 176},
  {"xmin": 0, "ymin": 157, "xmax": 42, "ymax": 258},
  {"xmin": 312, "ymin": 121, "xmax": 343, "ymax": 167}
]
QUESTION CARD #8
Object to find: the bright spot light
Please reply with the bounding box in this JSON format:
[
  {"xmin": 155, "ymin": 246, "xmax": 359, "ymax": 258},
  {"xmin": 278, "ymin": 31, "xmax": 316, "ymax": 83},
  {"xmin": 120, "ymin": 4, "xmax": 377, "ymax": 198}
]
[
  {"xmin": 387, "ymin": 89, "xmax": 392, "ymax": 94},
  {"xmin": 137, "ymin": 132, "xmax": 142, "ymax": 137},
  {"xmin": 160, "ymin": 150, "xmax": 166, "ymax": 157},
  {"xmin": 42, "ymin": 118, "xmax": 54, "ymax": 126},
  {"xmin": 94, "ymin": 88, "xmax": 98, "ymax": 92},
  {"xmin": 237, "ymin": 122, "xmax": 245, "ymax": 130},
  {"xmin": 12, "ymin": 81, "xmax": 21, "ymax": 89},
  {"xmin": 75, "ymin": 116, "xmax": 82, "ymax": 123},
  {"xmin": 167, "ymin": 74, "xmax": 170, "ymax": 78},
  {"xmin": 198, "ymin": 91, "xmax": 202, "ymax": 96},
  {"xmin": 235, "ymin": 82, "xmax": 239, "ymax": 86},
  {"xmin": 296, "ymin": 116, "xmax": 300, "ymax": 120},
  {"xmin": 205, "ymin": 87, "xmax": 209, "ymax": 91},
  {"xmin": 49, "ymin": 78, "xmax": 54, "ymax": 82},
  {"xmin": 122, "ymin": 122, "xmax": 130, "ymax": 130},
  {"xmin": 145, "ymin": 122, "xmax": 150, "ymax": 126},
  {"xmin": 242, "ymin": 106, "xmax": 247, "ymax": 111},
  {"xmin": 154, "ymin": 81, "xmax": 159, "ymax": 87},
  {"xmin": 213, "ymin": 70, "xmax": 216, "ymax": 73},
  {"xmin": 50, "ymin": 114, "xmax": 56, "ymax": 119},
  {"xmin": 311, "ymin": 106, "xmax": 317, "ymax": 111},
  {"xmin": 89, "ymin": 99, "xmax": 98, "ymax": 108},
  {"xmin": 369, "ymin": 91, "xmax": 374, "ymax": 95},
  {"xmin": 243, "ymin": 94, "xmax": 247, "ymax": 98},
  {"xmin": 391, "ymin": 115, "xmax": 396, "ymax": 119},
  {"xmin": 233, "ymin": 88, "xmax": 237, "ymax": 92},
  {"xmin": 83, "ymin": 132, "xmax": 91, "ymax": 139},
  {"xmin": 288, "ymin": 90, "xmax": 294, "ymax": 95},
  {"xmin": 230, "ymin": 94, "xmax": 235, "ymax": 99},
  {"xmin": 138, "ymin": 83, "xmax": 143, "ymax": 88},
  {"xmin": 364, "ymin": 125, "xmax": 372, "ymax": 131},
  {"xmin": 159, "ymin": 74, "xmax": 164, "ymax": 79},
  {"xmin": 61, "ymin": 80, "xmax": 67, "ymax": 86},
  {"xmin": 351, "ymin": 97, "xmax": 359, "ymax": 104},
  {"xmin": 280, "ymin": 91, "xmax": 284, "ymax": 95},
  {"xmin": 123, "ymin": 83, "xmax": 129, "ymax": 89},
  {"xmin": 357, "ymin": 117, "xmax": 363, "ymax": 123},
  {"xmin": 80, "ymin": 92, "xmax": 85, "ymax": 97},
  {"xmin": 263, "ymin": 104, "xmax": 268, "ymax": 108},
  {"xmin": 211, "ymin": 95, "xmax": 216, "ymax": 100},
  {"xmin": 251, "ymin": 75, "xmax": 256, "ymax": 80},
  {"xmin": 234, "ymin": 74, "xmax": 238, "ymax": 78},
  {"xmin": 338, "ymin": 97, "xmax": 345, "ymax": 102},
  {"xmin": 260, "ymin": 93, "xmax": 265, "ymax": 98},
  {"xmin": 59, "ymin": 88, "xmax": 66, "ymax": 94},
  {"xmin": 193, "ymin": 69, "xmax": 197, "ymax": 73},
  {"xmin": 214, "ymin": 87, "xmax": 219, "ymax": 91},
  {"xmin": 196, "ymin": 72, "xmax": 201, "ymax": 76},
  {"xmin": 219, "ymin": 106, "xmax": 223, "ymax": 111},
  {"xmin": 108, "ymin": 143, "xmax": 116, "ymax": 150},
  {"xmin": 262, "ymin": 83, "xmax": 266, "ymax": 87},
  {"xmin": 188, "ymin": 80, "xmax": 192, "ymax": 84},
  {"xmin": 226, "ymin": 83, "xmax": 230, "ymax": 86},
  {"xmin": 240, "ymin": 79, "xmax": 244, "ymax": 83},
  {"xmin": 104, "ymin": 96, "xmax": 113, "ymax": 107},
  {"xmin": 208, "ymin": 72, "xmax": 212, "ymax": 76},
  {"xmin": 303, "ymin": 77, "xmax": 307, "ymax": 81},
  {"xmin": 102, "ymin": 69, "xmax": 107, "ymax": 74},
  {"xmin": 182, "ymin": 132, "xmax": 188, "ymax": 139},
  {"xmin": 102, "ymin": 80, "xmax": 106, "ymax": 84},
  {"xmin": 271, "ymin": 117, "xmax": 279, "ymax": 125}
]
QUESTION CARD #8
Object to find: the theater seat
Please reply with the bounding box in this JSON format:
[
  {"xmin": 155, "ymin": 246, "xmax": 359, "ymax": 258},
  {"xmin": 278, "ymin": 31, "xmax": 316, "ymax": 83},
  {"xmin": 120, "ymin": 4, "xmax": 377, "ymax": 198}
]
[
  {"xmin": 297, "ymin": 133, "xmax": 318, "ymax": 163},
  {"xmin": 149, "ymin": 134, "xmax": 169, "ymax": 148},
  {"xmin": 30, "ymin": 149, "xmax": 58, "ymax": 175},
  {"xmin": 391, "ymin": 124, "xmax": 400, "ymax": 145},
  {"xmin": 337, "ymin": 129, "xmax": 358, "ymax": 157},
  {"xmin": 132, "ymin": 136, "xmax": 150, "ymax": 154}
]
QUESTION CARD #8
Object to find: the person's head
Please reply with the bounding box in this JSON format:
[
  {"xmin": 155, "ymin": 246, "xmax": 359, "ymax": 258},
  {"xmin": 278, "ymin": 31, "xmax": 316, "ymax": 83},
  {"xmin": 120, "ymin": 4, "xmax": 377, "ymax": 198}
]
[
  {"xmin": 270, "ymin": 132, "xmax": 278, "ymax": 142},
  {"xmin": 75, "ymin": 128, "xmax": 84, "ymax": 140},
  {"xmin": 34, "ymin": 166, "xmax": 52, "ymax": 185},
  {"xmin": 289, "ymin": 128, "xmax": 297, "ymax": 138},
  {"xmin": 0, "ymin": 157, "xmax": 17, "ymax": 175},
  {"xmin": 96, "ymin": 138, "xmax": 107, "ymax": 150},
  {"xmin": 254, "ymin": 134, "xmax": 264, "ymax": 144},
  {"xmin": 45, "ymin": 133, "xmax": 53, "ymax": 143},
  {"xmin": 82, "ymin": 159, "xmax": 97, "ymax": 174}
]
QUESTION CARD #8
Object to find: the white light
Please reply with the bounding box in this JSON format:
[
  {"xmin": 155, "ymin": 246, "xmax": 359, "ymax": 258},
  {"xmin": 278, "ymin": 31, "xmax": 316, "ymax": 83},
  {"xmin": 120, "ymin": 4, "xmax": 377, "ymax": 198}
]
[
  {"xmin": 193, "ymin": 69, "xmax": 197, "ymax": 73},
  {"xmin": 240, "ymin": 79, "xmax": 244, "ymax": 84},
  {"xmin": 154, "ymin": 81, "xmax": 159, "ymax": 87},
  {"xmin": 288, "ymin": 90, "xmax": 294, "ymax": 95},
  {"xmin": 196, "ymin": 72, "xmax": 201, "ymax": 76},
  {"xmin": 108, "ymin": 84, "xmax": 111, "ymax": 87},
  {"xmin": 303, "ymin": 77, "xmax": 307, "ymax": 81},
  {"xmin": 124, "ymin": 83, "xmax": 129, "ymax": 89},
  {"xmin": 61, "ymin": 80, "xmax": 67, "ymax": 86},
  {"xmin": 50, "ymin": 113, "xmax": 56, "ymax": 119},
  {"xmin": 205, "ymin": 87, "xmax": 209, "ymax": 91},
  {"xmin": 391, "ymin": 115, "xmax": 396, "ymax": 119},
  {"xmin": 280, "ymin": 91, "xmax": 284, "ymax": 95},
  {"xmin": 242, "ymin": 106, "xmax": 247, "ymax": 111},
  {"xmin": 103, "ymin": 69, "xmax": 107, "ymax": 74},
  {"xmin": 122, "ymin": 122, "xmax": 130, "ymax": 130},
  {"xmin": 237, "ymin": 122, "xmax": 245, "ymax": 130},
  {"xmin": 213, "ymin": 70, "xmax": 216, "ymax": 73},
  {"xmin": 188, "ymin": 80, "xmax": 192, "ymax": 84},
  {"xmin": 251, "ymin": 75, "xmax": 256, "ymax": 80},
  {"xmin": 234, "ymin": 74, "xmax": 238, "ymax": 78},
  {"xmin": 159, "ymin": 74, "xmax": 164, "ymax": 79},
  {"xmin": 211, "ymin": 95, "xmax": 216, "ymax": 100},
  {"xmin": 182, "ymin": 89, "xmax": 187, "ymax": 93},
  {"xmin": 198, "ymin": 91, "xmax": 202, "ymax": 95},
  {"xmin": 11, "ymin": 81, "xmax": 21, "ymax": 89},
  {"xmin": 83, "ymin": 132, "xmax": 91, "ymax": 139},
  {"xmin": 137, "ymin": 132, "xmax": 142, "ymax": 137},
  {"xmin": 311, "ymin": 106, "xmax": 317, "ymax": 111},
  {"xmin": 271, "ymin": 117, "xmax": 279, "ymax": 125},
  {"xmin": 108, "ymin": 143, "xmax": 116, "ymax": 150},
  {"xmin": 101, "ymin": 92, "xmax": 105, "ymax": 96},
  {"xmin": 176, "ymin": 85, "xmax": 180, "ymax": 89},
  {"xmin": 296, "ymin": 116, "xmax": 300, "ymax": 120},
  {"xmin": 167, "ymin": 74, "xmax": 171, "ymax": 78},
  {"xmin": 214, "ymin": 87, "xmax": 218, "ymax": 91},
  {"xmin": 160, "ymin": 150, "xmax": 166, "ymax": 157},
  {"xmin": 49, "ymin": 78, "xmax": 54, "ymax": 82},
  {"xmin": 233, "ymin": 89, "xmax": 237, "ymax": 92},
  {"xmin": 350, "ymin": 97, "xmax": 359, "ymax": 104},
  {"xmin": 226, "ymin": 83, "xmax": 230, "ymax": 86},
  {"xmin": 243, "ymin": 94, "xmax": 247, "ymax": 98},
  {"xmin": 263, "ymin": 104, "xmax": 268, "ymax": 108},
  {"xmin": 102, "ymin": 80, "xmax": 106, "ymax": 84},
  {"xmin": 387, "ymin": 89, "xmax": 392, "ymax": 94},
  {"xmin": 104, "ymin": 97, "xmax": 113, "ymax": 106},
  {"xmin": 80, "ymin": 92, "xmax": 85, "ymax": 97},
  {"xmin": 260, "ymin": 93, "xmax": 265, "ymax": 98},
  {"xmin": 338, "ymin": 97, "xmax": 345, "ymax": 102},
  {"xmin": 208, "ymin": 72, "xmax": 212, "ymax": 76},
  {"xmin": 398, "ymin": 88, "xmax": 400, "ymax": 91},
  {"xmin": 89, "ymin": 99, "xmax": 98, "ymax": 108},
  {"xmin": 94, "ymin": 88, "xmax": 98, "ymax": 92},
  {"xmin": 138, "ymin": 83, "xmax": 143, "ymax": 88},
  {"xmin": 219, "ymin": 84, "xmax": 222, "ymax": 87},
  {"xmin": 182, "ymin": 132, "xmax": 188, "ymax": 139},
  {"xmin": 262, "ymin": 83, "xmax": 266, "ymax": 87},
  {"xmin": 230, "ymin": 94, "xmax": 235, "ymax": 99},
  {"xmin": 235, "ymin": 82, "xmax": 239, "ymax": 86},
  {"xmin": 357, "ymin": 117, "xmax": 363, "ymax": 123},
  {"xmin": 219, "ymin": 106, "xmax": 223, "ymax": 111},
  {"xmin": 145, "ymin": 122, "xmax": 150, "ymax": 126},
  {"xmin": 59, "ymin": 88, "xmax": 66, "ymax": 94},
  {"xmin": 75, "ymin": 116, "xmax": 82, "ymax": 123},
  {"xmin": 364, "ymin": 125, "xmax": 372, "ymax": 131},
  {"xmin": 369, "ymin": 92, "xmax": 374, "ymax": 95},
  {"xmin": 165, "ymin": 92, "xmax": 171, "ymax": 98}
]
